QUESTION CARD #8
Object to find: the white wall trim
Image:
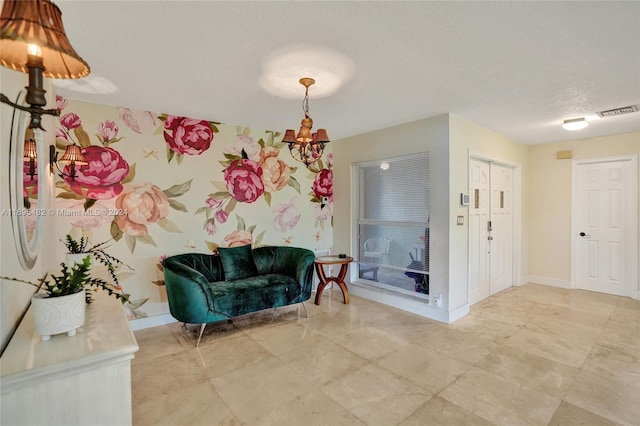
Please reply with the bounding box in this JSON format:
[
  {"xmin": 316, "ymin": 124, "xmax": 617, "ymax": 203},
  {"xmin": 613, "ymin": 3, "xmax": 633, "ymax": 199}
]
[
  {"xmin": 522, "ymin": 275, "xmax": 572, "ymax": 289},
  {"xmin": 349, "ymin": 280, "xmax": 467, "ymax": 323},
  {"xmin": 129, "ymin": 313, "xmax": 177, "ymax": 331}
]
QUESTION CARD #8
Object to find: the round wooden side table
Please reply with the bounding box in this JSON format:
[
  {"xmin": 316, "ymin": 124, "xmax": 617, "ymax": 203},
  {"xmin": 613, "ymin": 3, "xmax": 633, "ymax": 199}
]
[{"xmin": 314, "ymin": 255, "xmax": 354, "ymax": 305}]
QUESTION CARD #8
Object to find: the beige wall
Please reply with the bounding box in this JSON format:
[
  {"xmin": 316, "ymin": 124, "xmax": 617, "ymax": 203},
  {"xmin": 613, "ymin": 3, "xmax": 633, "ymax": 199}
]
[
  {"xmin": 448, "ymin": 115, "xmax": 528, "ymax": 308},
  {"xmin": 527, "ymin": 131, "xmax": 640, "ymax": 282}
]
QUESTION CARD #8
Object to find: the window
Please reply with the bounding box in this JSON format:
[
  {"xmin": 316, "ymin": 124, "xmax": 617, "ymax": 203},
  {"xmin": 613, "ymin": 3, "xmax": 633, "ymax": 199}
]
[{"xmin": 356, "ymin": 153, "xmax": 430, "ymax": 298}]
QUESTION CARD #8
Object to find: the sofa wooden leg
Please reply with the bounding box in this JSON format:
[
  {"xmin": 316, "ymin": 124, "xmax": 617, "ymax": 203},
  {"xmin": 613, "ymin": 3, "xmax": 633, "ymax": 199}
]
[
  {"xmin": 196, "ymin": 323, "xmax": 207, "ymax": 347},
  {"xmin": 300, "ymin": 302, "xmax": 309, "ymax": 319}
]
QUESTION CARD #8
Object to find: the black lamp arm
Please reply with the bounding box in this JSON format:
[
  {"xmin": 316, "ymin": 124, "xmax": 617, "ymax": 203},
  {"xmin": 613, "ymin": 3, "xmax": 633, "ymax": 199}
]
[{"xmin": 0, "ymin": 93, "xmax": 60, "ymax": 131}]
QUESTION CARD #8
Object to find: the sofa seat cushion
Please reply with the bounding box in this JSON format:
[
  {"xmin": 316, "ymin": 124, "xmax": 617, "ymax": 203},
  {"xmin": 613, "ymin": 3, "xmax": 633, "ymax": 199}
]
[{"xmin": 206, "ymin": 274, "xmax": 302, "ymax": 318}]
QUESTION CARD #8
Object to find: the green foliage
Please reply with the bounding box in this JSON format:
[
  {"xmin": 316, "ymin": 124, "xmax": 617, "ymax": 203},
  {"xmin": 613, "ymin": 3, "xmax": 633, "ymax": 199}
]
[{"xmin": 62, "ymin": 234, "xmax": 133, "ymax": 294}]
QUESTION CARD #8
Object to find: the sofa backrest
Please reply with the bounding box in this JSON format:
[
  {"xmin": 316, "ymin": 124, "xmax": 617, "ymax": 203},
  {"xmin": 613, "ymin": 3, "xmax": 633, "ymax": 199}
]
[
  {"xmin": 163, "ymin": 253, "xmax": 223, "ymax": 282},
  {"xmin": 252, "ymin": 246, "xmax": 315, "ymax": 279}
]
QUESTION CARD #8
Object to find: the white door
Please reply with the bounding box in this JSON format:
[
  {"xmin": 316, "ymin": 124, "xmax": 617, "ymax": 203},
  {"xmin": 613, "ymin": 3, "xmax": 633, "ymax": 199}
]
[
  {"xmin": 574, "ymin": 157, "xmax": 638, "ymax": 296},
  {"xmin": 490, "ymin": 163, "xmax": 514, "ymax": 294},
  {"xmin": 469, "ymin": 159, "xmax": 514, "ymax": 305},
  {"xmin": 469, "ymin": 159, "xmax": 490, "ymax": 304}
]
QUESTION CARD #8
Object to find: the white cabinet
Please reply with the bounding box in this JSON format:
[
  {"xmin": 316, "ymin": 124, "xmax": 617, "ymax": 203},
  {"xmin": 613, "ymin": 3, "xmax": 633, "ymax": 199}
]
[{"xmin": 1, "ymin": 292, "xmax": 138, "ymax": 425}]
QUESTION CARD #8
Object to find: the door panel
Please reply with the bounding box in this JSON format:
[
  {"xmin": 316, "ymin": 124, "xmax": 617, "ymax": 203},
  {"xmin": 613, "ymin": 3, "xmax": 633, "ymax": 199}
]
[
  {"xmin": 469, "ymin": 159, "xmax": 514, "ymax": 305},
  {"xmin": 575, "ymin": 160, "xmax": 632, "ymax": 296},
  {"xmin": 469, "ymin": 159, "xmax": 490, "ymax": 305},
  {"xmin": 489, "ymin": 164, "xmax": 513, "ymax": 294}
]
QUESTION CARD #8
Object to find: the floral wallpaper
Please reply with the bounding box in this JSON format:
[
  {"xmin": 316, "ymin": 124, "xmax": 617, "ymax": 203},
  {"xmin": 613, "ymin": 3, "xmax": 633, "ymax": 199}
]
[{"xmin": 53, "ymin": 98, "xmax": 333, "ymax": 320}]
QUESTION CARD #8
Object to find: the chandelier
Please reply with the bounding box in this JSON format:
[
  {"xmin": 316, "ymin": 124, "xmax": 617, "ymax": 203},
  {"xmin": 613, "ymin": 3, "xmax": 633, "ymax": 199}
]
[{"xmin": 282, "ymin": 78, "xmax": 330, "ymax": 167}]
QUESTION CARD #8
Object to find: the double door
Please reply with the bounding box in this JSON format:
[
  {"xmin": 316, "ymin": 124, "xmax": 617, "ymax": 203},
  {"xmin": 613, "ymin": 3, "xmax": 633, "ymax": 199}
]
[{"xmin": 469, "ymin": 159, "xmax": 514, "ymax": 305}]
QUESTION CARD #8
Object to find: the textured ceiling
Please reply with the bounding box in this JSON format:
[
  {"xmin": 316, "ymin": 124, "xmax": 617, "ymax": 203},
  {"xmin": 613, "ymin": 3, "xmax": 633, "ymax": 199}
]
[{"xmin": 52, "ymin": 1, "xmax": 640, "ymax": 145}]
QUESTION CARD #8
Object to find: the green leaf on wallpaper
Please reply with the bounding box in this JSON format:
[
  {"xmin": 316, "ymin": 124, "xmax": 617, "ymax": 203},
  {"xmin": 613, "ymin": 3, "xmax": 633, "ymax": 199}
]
[
  {"xmin": 137, "ymin": 234, "xmax": 157, "ymax": 246},
  {"xmin": 56, "ymin": 140, "xmax": 68, "ymax": 150},
  {"xmin": 290, "ymin": 166, "xmax": 298, "ymax": 173},
  {"xmin": 110, "ymin": 219, "xmax": 123, "ymax": 241},
  {"xmin": 225, "ymin": 198, "xmax": 237, "ymax": 214},
  {"xmin": 254, "ymin": 230, "xmax": 265, "ymax": 247},
  {"xmin": 125, "ymin": 234, "xmax": 136, "ymax": 253},
  {"xmin": 157, "ymin": 113, "xmax": 168, "ymax": 122},
  {"xmin": 211, "ymin": 181, "xmax": 228, "ymax": 191},
  {"xmin": 56, "ymin": 191, "xmax": 84, "ymax": 200},
  {"xmin": 257, "ymin": 138, "xmax": 265, "ymax": 148},
  {"xmin": 74, "ymin": 126, "xmax": 91, "ymax": 148},
  {"xmin": 224, "ymin": 153, "xmax": 241, "ymax": 161},
  {"xmin": 264, "ymin": 191, "xmax": 272, "ymax": 206},
  {"xmin": 194, "ymin": 206, "xmax": 208, "ymax": 216},
  {"xmin": 205, "ymin": 241, "xmax": 218, "ymax": 253},
  {"xmin": 158, "ymin": 218, "xmax": 182, "ymax": 233},
  {"xmin": 154, "ymin": 124, "xmax": 165, "ymax": 136},
  {"xmin": 164, "ymin": 179, "xmax": 193, "ymax": 198},
  {"xmin": 121, "ymin": 163, "xmax": 136, "ymax": 184},
  {"xmin": 236, "ymin": 214, "xmax": 246, "ymax": 231},
  {"xmin": 316, "ymin": 159, "xmax": 325, "ymax": 170},
  {"xmin": 84, "ymin": 198, "xmax": 97, "ymax": 210},
  {"xmin": 242, "ymin": 127, "xmax": 251, "ymax": 136},
  {"xmin": 168, "ymin": 199, "xmax": 187, "ymax": 212},
  {"xmin": 209, "ymin": 123, "xmax": 219, "ymax": 133},
  {"xmin": 211, "ymin": 191, "xmax": 229, "ymax": 199},
  {"xmin": 288, "ymin": 176, "xmax": 301, "ymax": 193},
  {"xmin": 176, "ymin": 154, "xmax": 184, "ymax": 165},
  {"xmin": 105, "ymin": 136, "xmax": 124, "ymax": 146},
  {"xmin": 166, "ymin": 146, "xmax": 175, "ymax": 163},
  {"xmin": 247, "ymin": 224, "xmax": 256, "ymax": 234},
  {"xmin": 273, "ymin": 141, "xmax": 286, "ymax": 149}
]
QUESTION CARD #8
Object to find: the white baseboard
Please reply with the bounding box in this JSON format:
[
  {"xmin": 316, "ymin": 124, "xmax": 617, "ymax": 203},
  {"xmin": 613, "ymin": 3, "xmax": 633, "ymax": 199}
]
[
  {"xmin": 129, "ymin": 313, "xmax": 177, "ymax": 331},
  {"xmin": 522, "ymin": 275, "xmax": 572, "ymax": 289},
  {"xmin": 349, "ymin": 280, "xmax": 467, "ymax": 323}
]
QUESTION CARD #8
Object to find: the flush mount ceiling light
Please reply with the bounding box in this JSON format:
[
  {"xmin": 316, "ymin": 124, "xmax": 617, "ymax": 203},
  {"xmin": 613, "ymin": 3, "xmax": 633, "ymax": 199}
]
[
  {"xmin": 282, "ymin": 78, "xmax": 330, "ymax": 167},
  {"xmin": 562, "ymin": 117, "xmax": 589, "ymax": 131},
  {"xmin": 0, "ymin": 0, "xmax": 90, "ymax": 129}
]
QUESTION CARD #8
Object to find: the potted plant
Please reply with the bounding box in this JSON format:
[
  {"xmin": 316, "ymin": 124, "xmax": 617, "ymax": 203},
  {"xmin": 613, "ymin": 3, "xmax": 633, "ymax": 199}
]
[
  {"xmin": 2, "ymin": 257, "xmax": 129, "ymax": 341},
  {"xmin": 62, "ymin": 234, "xmax": 132, "ymax": 292}
]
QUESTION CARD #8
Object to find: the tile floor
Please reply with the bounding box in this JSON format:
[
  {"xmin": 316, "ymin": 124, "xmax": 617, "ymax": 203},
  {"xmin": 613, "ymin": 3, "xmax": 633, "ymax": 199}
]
[{"xmin": 132, "ymin": 283, "xmax": 639, "ymax": 426}]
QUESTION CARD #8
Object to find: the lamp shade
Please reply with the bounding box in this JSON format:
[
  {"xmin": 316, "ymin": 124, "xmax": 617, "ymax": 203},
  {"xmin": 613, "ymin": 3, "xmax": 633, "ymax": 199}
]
[
  {"xmin": 0, "ymin": 0, "xmax": 90, "ymax": 78},
  {"xmin": 282, "ymin": 129, "xmax": 296, "ymax": 143},
  {"xmin": 23, "ymin": 138, "xmax": 38, "ymax": 159},
  {"xmin": 314, "ymin": 129, "xmax": 330, "ymax": 143},
  {"xmin": 59, "ymin": 144, "xmax": 87, "ymax": 165}
]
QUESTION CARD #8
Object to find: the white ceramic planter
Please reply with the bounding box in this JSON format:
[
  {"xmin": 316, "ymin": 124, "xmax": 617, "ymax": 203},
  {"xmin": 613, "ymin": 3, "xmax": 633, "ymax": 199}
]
[
  {"xmin": 32, "ymin": 290, "xmax": 86, "ymax": 341},
  {"xmin": 66, "ymin": 253, "xmax": 92, "ymax": 267}
]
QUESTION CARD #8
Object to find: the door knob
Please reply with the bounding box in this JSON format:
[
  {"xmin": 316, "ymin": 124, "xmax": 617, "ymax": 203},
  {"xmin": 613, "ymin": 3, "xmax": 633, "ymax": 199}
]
[
  {"xmin": 579, "ymin": 232, "xmax": 590, "ymax": 237},
  {"xmin": 488, "ymin": 236, "xmax": 494, "ymax": 240}
]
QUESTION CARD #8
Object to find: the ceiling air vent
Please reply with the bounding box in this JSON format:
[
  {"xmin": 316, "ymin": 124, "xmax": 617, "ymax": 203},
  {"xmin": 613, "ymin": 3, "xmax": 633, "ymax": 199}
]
[{"xmin": 596, "ymin": 104, "xmax": 639, "ymax": 118}]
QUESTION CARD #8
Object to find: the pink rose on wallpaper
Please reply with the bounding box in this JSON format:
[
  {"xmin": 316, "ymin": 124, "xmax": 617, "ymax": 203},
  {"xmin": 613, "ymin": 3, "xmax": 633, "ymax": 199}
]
[
  {"xmin": 326, "ymin": 152, "xmax": 334, "ymax": 168},
  {"xmin": 261, "ymin": 156, "xmax": 291, "ymax": 192},
  {"xmin": 223, "ymin": 230, "xmax": 253, "ymax": 248},
  {"xmin": 206, "ymin": 220, "xmax": 217, "ymax": 236},
  {"xmin": 65, "ymin": 146, "xmax": 130, "ymax": 200},
  {"xmin": 56, "ymin": 95, "xmax": 68, "ymax": 111},
  {"xmin": 205, "ymin": 197, "xmax": 223, "ymax": 209},
  {"xmin": 312, "ymin": 169, "xmax": 333, "ymax": 200},
  {"xmin": 118, "ymin": 107, "xmax": 160, "ymax": 134},
  {"xmin": 231, "ymin": 134, "xmax": 261, "ymax": 161},
  {"xmin": 215, "ymin": 209, "xmax": 228, "ymax": 224},
  {"xmin": 97, "ymin": 120, "xmax": 119, "ymax": 141},
  {"xmin": 60, "ymin": 112, "xmax": 81, "ymax": 130},
  {"xmin": 224, "ymin": 159, "xmax": 265, "ymax": 203},
  {"xmin": 55, "ymin": 127, "xmax": 68, "ymax": 141},
  {"xmin": 115, "ymin": 183, "xmax": 170, "ymax": 236},
  {"xmin": 273, "ymin": 198, "xmax": 301, "ymax": 232},
  {"xmin": 315, "ymin": 201, "xmax": 333, "ymax": 222},
  {"xmin": 164, "ymin": 116, "xmax": 214, "ymax": 155}
]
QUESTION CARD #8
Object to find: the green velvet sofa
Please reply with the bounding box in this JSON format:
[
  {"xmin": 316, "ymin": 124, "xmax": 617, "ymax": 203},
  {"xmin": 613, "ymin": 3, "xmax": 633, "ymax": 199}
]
[{"xmin": 162, "ymin": 245, "xmax": 315, "ymax": 346}]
